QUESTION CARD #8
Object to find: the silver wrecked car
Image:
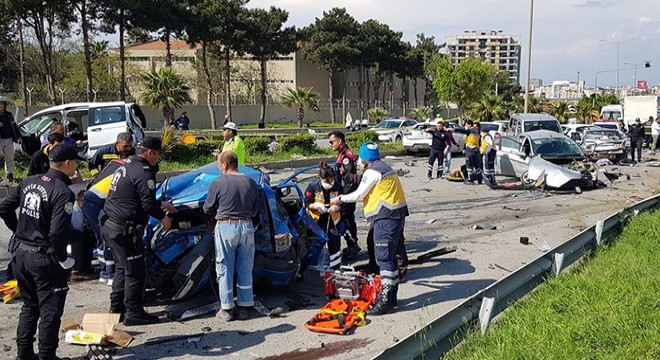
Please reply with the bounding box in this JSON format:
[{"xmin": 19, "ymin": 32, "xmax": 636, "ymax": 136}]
[{"xmin": 495, "ymin": 130, "xmax": 598, "ymax": 190}]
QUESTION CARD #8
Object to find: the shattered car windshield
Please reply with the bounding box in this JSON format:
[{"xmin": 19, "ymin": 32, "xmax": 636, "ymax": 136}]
[
  {"xmin": 532, "ymin": 137, "xmax": 583, "ymax": 157},
  {"xmin": 524, "ymin": 121, "xmax": 561, "ymax": 133},
  {"xmin": 374, "ymin": 121, "xmax": 402, "ymax": 129}
]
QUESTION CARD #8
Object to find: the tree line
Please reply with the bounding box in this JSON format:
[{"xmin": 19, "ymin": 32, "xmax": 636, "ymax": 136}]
[{"xmin": 0, "ymin": 1, "xmax": 615, "ymax": 128}]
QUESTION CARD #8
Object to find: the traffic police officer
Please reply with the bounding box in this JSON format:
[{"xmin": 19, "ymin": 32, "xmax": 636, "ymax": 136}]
[
  {"xmin": 0, "ymin": 144, "xmax": 83, "ymax": 360},
  {"xmin": 100, "ymin": 136, "xmax": 176, "ymax": 326},
  {"xmin": 222, "ymin": 122, "xmax": 245, "ymax": 165},
  {"xmin": 331, "ymin": 142, "xmax": 409, "ymax": 315},
  {"xmin": 328, "ymin": 131, "xmax": 361, "ymax": 257}
]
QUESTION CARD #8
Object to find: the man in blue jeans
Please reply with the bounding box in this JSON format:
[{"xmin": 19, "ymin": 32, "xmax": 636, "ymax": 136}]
[{"xmin": 203, "ymin": 151, "xmax": 259, "ymax": 322}]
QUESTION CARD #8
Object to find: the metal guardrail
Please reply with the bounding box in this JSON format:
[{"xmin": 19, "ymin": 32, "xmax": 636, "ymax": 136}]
[
  {"xmin": 145, "ymin": 127, "xmax": 348, "ymax": 138},
  {"xmin": 374, "ymin": 194, "xmax": 660, "ymax": 360}
]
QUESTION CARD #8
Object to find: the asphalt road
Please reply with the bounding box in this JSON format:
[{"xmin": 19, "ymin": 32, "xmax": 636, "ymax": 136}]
[{"xmin": 1, "ymin": 153, "xmax": 660, "ymax": 359}]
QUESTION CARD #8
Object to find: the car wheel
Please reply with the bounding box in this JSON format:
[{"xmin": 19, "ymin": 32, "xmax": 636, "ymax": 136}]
[
  {"xmin": 521, "ymin": 171, "xmax": 535, "ymax": 185},
  {"xmin": 395, "ymin": 136, "xmax": 402, "ymax": 143}
]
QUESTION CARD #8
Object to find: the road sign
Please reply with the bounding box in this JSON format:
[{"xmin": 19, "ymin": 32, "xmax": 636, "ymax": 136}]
[{"xmin": 637, "ymin": 80, "xmax": 648, "ymax": 90}]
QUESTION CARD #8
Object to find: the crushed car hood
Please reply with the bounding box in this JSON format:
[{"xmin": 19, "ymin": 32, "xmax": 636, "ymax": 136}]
[
  {"xmin": 527, "ymin": 156, "xmax": 597, "ymax": 189},
  {"xmin": 158, "ymin": 162, "xmax": 269, "ymax": 209}
]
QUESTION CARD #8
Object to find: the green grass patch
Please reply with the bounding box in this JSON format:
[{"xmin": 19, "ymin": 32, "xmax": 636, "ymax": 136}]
[{"xmin": 444, "ymin": 210, "xmax": 660, "ymax": 360}]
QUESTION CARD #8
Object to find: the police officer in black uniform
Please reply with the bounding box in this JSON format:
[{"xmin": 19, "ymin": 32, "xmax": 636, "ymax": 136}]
[
  {"xmin": 0, "ymin": 144, "xmax": 84, "ymax": 360},
  {"xmin": 99, "ymin": 136, "xmax": 176, "ymax": 326}
]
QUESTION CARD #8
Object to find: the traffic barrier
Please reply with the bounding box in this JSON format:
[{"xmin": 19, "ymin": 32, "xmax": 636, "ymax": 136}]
[{"xmin": 373, "ymin": 194, "xmax": 660, "ymax": 360}]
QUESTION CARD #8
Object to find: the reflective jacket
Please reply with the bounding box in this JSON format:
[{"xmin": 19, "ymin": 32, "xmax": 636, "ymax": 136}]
[
  {"xmin": 222, "ymin": 135, "xmax": 246, "ymax": 165},
  {"xmin": 362, "ymin": 160, "xmax": 409, "ymax": 222}
]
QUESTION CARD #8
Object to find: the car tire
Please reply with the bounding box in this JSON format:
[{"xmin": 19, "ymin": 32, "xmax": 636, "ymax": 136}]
[
  {"xmin": 521, "ymin": 171, "xmax": 535, "ymax": 185},
  {"xmin": 395, "ymin": 136, "xmax": 402, "ymax": 143}
]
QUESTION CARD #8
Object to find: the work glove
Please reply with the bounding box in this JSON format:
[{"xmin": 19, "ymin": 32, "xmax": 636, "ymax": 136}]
[
  {"xmin": 59, "ymin": 256, "xmax": 75, "ymax": 270},
  {"xmin": 328, "ymin": 205, "xmax": 341, "ymax": 213},
  {"xmin": 310, "ymin": 203, "xmax": 328, "ymax": 214}
]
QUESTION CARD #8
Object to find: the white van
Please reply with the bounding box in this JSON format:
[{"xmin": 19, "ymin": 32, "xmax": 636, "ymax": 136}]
[
  {"xmin": 18, "ymin": 102, "xmax": 146, "ymax": 158},
  {"xmin": 506, "ymin": 113, "xmax": 562, "ymax": 136}
]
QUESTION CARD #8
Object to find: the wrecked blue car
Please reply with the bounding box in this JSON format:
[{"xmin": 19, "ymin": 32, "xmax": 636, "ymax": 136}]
[{"xmin": 143, "ymin": 162, "xmax": 334, "ymax": 300}]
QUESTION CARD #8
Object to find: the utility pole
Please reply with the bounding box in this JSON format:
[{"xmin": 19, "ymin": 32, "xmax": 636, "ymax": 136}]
[{"xmin": 523, "ymin": 0, "xmax": 535, "ymax": 114}]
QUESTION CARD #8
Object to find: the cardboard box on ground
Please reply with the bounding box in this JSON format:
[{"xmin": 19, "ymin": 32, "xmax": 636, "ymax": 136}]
[{"xmin": 60, "ymin": 313, "xmax": 133, "ymax": 347}]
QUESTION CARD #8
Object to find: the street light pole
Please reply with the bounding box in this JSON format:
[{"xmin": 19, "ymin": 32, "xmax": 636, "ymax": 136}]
[
  {"xmin": 598, "ymin": 36, "xmax": 639, "ymax": 95},
  {"xmin": 524, "ymin": 0, "xmax": 535, "ymax": 114}
]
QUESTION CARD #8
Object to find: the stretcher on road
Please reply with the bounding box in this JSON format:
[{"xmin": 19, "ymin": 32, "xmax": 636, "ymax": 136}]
[{"xmin": 305, "ymin": 266, "xmax": 381, "ymax": 335}]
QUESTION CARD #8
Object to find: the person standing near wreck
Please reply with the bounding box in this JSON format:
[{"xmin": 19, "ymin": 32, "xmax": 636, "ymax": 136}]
[
  {"xmin": 0, "ymin": 144, "xmax": 83, "ymax": 360},
  {"xmin": 425, "ymin": 120, "xmax": 451, "ymax": 180},
  {"xmin": 204, "ymin": 151, "xmax": 259, "ymax": 322},
  {"xmin": 328, "ymin": 131, "xmax": 361, "ymax": 258},
  {"xmin": 629, "ymin": 118, "xmax": 645, "ymax": 162},
  {"xmin": 330, "ymin": 142, "xmax": 409, "ymax": 315}
]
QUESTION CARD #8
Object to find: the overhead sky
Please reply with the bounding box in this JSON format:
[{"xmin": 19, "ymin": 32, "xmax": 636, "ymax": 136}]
[{"xmin": 248, "ymin": 0, "xmax": 660, "ymax": 88}]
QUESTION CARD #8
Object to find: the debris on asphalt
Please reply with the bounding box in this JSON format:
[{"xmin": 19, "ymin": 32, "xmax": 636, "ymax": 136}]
[
  {"xmin": 404, "ymin": 160, "xmax": 417, "ymax": 167},
  {"xmin": 645, "ymin": 161, "xmax": 660, "ymax": 167},
  {"xmin": 629, "ymin": 194, "xmax": 642, "ymax": 201},
  {"xmin": 596, "ymin": 158, "xmax": 613, "ymax": 166},
  {"xmin": 494, "ymin": 264, "xmax": 512, "ymax": 272},
  {"xmin": 425, "ymin": 218, "xmax": 437, "ymax": 224},
  {"xmin": 473, "ymin": 224, "xmax": 497, "ymax": 230},
  {"xmin": 396, "ymin": 169, "xmax": 410, "ymax": 176},
  {"xmin": 409, "ymin": 246, "xmax": 457, "ymax": 264},
  {"xmin": 538, "ymin": 241, "xmax": 552, "ymax": 252},
  {"xmin": 520, "ymin": 236, "xmax": 530, "ymax": 245},
  {"xmin": 502, "ymin": 205, "xmax": 527, "ymax": 211},
  {"xmin": 385, "ymin": 156, "xmax": 399, "ymax": 159},
  {"xmin": 201, "ymin": 327, "xmax": 212, "ymax": 332},
  {"xmin": 3, "ymin": 345, "xmax": 11, "ymax": 352},
  {"xmin": 144, "ymin": 333, "xmax": 205, "ymax": 346}
]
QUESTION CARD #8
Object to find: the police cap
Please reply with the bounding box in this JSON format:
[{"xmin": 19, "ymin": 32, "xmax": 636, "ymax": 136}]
[
  {"xmin": 138, "ymin": 136, "xmax": 162, "ymax": 151},
  {"xmin": 48, "ymin": 144, "xmax": 86, "ymax": 162}
]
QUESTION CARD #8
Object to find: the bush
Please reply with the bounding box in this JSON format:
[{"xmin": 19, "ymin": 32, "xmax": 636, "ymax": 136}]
[
  {"xmin": 345, "ymin": 130, "xmax": 379, "ymax": 149},
  {"xmin": 167, "ymin": 140, "xmax": 220, "ymax": 162},
  {"xmin": 280, "ymin": 133, "xmax": 317, "ymax": 154},
  {"xmin": 243, "ymin": 136, "xmax": 272, "ymax": 155},
  {"xmin": 13, "ymin": 150, "xmax": 31, "ymax": 169}
]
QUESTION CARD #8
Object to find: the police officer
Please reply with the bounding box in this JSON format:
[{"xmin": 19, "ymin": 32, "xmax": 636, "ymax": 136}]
[
  {"xmin": 222, "ymin": 122, "xmax": 245, "ymax": 165},
  {"xmin": 100, "ymin": 136, "xmax": 176, "ymax": 326},
  {"xmin": 331, "ymin": 142, "xmax": 409, "ymax": 315},
  {"xmin": 0, "ymin": 144, "xmax": 83, "ymax": 360},
  {"xmin": 629, "ymin": 118, "xmax": 645, "ymax": 162},
  {"xmin": 425, "ymin": 121, "xmax": 451, "ymax": 180},
  {"xmin": 88, "ymin": 132, "xmax": 135, "ymax": 176},
  {"xmin": 328, "ymin": 131, "xmax": 361, "ymax": 258}
]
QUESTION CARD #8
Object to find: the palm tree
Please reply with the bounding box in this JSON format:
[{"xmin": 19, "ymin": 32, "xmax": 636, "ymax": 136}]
[
  {"xmin": 281, "ymin": 87, "xmax": 320, "ymax": 128},
  {"xmin": 140, "ymin": 67, "xmax": 192, "ymax": 128},
  {"xmin": 468, "ymin": 94, "xmax": 506, "ymax": 122},
  {"xmin": 367, "ymin": 107, "xmax": 389, "ymax": 123},
  {"xmin": 550, "ymin": 101, "xmax": 571, "ymax": 124},
  {"xmin": 409, "ymin": 106, "xmax": 433, "ymax": 121},
  {"xmin": 513, "ymin": 96, "xmax": 546, "ymax": 114}
]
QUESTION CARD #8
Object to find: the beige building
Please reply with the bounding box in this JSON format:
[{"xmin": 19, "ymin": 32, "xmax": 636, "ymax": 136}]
[
  {"xmin": 446, "ymin": 30, "xmax": 522, "ymax": 84},
  {"xmin": 121, "ymin": 39, "xmax": 424, "ymax": 116},
  {"xmin": 122, "ymin": 39, "xmax": 329, "ymax": 105}
]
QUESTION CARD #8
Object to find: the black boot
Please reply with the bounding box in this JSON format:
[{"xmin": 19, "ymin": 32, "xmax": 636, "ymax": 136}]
[
  {"xmin": 15, "ymin": 344, "xmax": 36, "ymax": 360},
  {"xmin": 367, "ymin": 284, "xmax": 396, "ymax": 315},
  {"xmin": 123, "ymin": 308, "xmax": 159, "ymax": 326}
]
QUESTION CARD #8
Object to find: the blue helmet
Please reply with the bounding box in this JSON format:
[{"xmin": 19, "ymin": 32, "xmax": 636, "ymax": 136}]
[{"xmin": 358, "ymin": 142, "xmax": 380, "ymax": 162}]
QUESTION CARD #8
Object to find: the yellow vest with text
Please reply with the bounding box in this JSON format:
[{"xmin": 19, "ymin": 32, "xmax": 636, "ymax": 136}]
[
  {"xmin": 362, "ymin": 160, "xmax": 409, "ymax": 222},
  {"xmin": 222, "ymin": 135, "xmax": 245, "ymax": 165}
]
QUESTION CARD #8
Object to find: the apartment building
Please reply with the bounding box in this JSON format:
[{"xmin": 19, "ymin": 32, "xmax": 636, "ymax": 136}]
[{"xmin": 446, "ymin": 30, "xmax": 522, "ymax": 83}]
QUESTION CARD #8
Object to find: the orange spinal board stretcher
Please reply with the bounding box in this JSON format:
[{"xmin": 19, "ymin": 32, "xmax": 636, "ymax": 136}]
[
  {"xmin": 305, "ymin": 266, "xmax": 381, "ymax": 335},
  {"xmin": 0, "ymin": 280, "xmax": 20, "ymax": 303}
]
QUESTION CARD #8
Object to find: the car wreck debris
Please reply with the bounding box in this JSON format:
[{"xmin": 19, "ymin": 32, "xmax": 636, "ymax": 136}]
[{"xmin": 526, "ymin": 156, "xmax": 598, "ymax": 190}]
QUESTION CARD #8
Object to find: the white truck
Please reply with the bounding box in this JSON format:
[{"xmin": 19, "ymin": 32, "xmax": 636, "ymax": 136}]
[{"xmin": 600, "ymin": 96, "xmax": 660, "ymax": 128}]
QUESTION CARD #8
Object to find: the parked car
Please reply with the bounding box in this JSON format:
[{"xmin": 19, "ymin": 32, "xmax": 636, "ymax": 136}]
[
  {"xmin": 576, "ymin": 127, "xmax": 626, "ymax": 161},
  {"xmin": 562, "ymin": 124, "xmax": 594, "ymax": 141},
  {"xmin": 506, "ymin": 113, "xmax": 562, "ymax": 136},
  {"xmin": 17, "ymin": 102, "xmax": 146, "ymax": 158},
  {"xmin": 371, "ymin": 119, "xmax": 418, "ymax": 142},
  {"xmin": 591, "ymin": 121, "xmax": 624, "ymax": 133},
  {"xmin": 480, "ymin": 121, "xmax": 507, "ymax": 139},
  {"xmin": 495, "ymin": 130, "xmax": 598, "ymax": 189},
  {"xmin": 142, "ymin": 163, "xmax": 332, "ymax": 301},
  {"xmin": 402, "ymin": 121, "xmax": 466, "ymax": 154}
]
